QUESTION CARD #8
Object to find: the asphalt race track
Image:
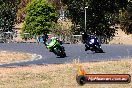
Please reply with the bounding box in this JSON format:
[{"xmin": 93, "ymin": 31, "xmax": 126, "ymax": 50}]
[{"xmin": 0, "ymin": 43, "xmax": 132, "ymax": 67}]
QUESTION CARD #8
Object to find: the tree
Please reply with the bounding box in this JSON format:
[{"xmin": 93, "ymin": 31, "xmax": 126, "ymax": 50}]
[
  {"xmin": 16, "ymin": 0, "xmax": 61, "ymax": 24},
  {"xmin": 0, "ymin": 0, "xmax": 19, "ymax": 32},
  {"xmin": 47, "ymin": 0, "xmax": 62, "ymax": 10},
  {"xmin": 51, "ymin": 19, "xmax": 72, "ymax": 36},
  {"xmin": 61, "ymin": 0, "xmax": 129, "ymax": 38},
  {"xmin": 16, "ymin": 0, "xmax": 32, "ymax": 23},
  {"xmin": 22, "ymin": 0, "xmax": 59, "ymax": 35},
  {"xmin": 121, "ymin": 1, "xmax": 132, "ymax": 34}
]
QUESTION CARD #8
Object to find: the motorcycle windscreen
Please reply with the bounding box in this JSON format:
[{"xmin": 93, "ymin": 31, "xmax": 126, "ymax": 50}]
[{"xmin": 89, "ymin": 39, "xmax": 95, "ymax": 44}]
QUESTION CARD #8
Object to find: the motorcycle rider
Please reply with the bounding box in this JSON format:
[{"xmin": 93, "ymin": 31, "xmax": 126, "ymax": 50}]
[
  {"xmin": 82, "ymin": 32, "xmax": 90, "ymax": 44},
  {"xmin": 82, "ymin": 32, "xmax": 99, "ymax": 51},
  {"xmin": 46, "ymin": 37, "xmax": 66, "ymax": 57},
  {"xmin": 42, "ymin": 33, "xmax": 48, "ymax": 45},
  {"xmin": 46, "ymin": 37, "xmax": 60, "ymax": 52}
]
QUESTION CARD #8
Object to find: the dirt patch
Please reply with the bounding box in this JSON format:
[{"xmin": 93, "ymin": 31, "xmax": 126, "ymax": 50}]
[
  {"xmin": 0, "ymin": 58, "xmax": 131, "ymax": 88},
  {"xmin": 0, "ymin": 51, "xmax": 32, "ymax": 64}
]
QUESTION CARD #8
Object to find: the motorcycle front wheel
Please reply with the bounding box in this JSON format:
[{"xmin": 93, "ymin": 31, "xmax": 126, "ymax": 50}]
[
  {"xmin": 95, "ymin": 46, "xmax": 104, "ymax": 53},
  {"xmin": 60, "ymin": 51, "xmax": 66, "ymax": 58}
]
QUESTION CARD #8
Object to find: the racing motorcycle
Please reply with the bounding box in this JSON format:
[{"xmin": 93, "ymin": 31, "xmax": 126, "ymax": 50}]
[
  {"xmin": 46, "ymin": 37, "xmax": 66, "ymax": 58},
  {"xmin": 84, "ymin": 35, "xmax": 104, "ymax": 53},
  {"xmin": 53, "ymin": 44, "xmax": 66, "ymax": 58}
]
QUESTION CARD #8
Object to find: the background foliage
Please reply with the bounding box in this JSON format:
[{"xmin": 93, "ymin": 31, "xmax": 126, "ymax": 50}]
[
  {"xmin": 22, "ymin": 0, "xmax": 59, "ymax": 35},
  {"xmin": 16, "ymin": 0, "xmax": 61, "ymax": 23},
  {"xmin": 16, "ymin": 0, "xmax": 32, "ymax": 23},
  {"xmin": 0, "ymin": 0, "xmax": 19, "ymax": 32},
  {"xmin": 61, "ymin": 0, "xmax": 130, "ymax": 38},
  {"xmin": 121, "ymin": 1, "xmax": 132, "ymax": 34}
]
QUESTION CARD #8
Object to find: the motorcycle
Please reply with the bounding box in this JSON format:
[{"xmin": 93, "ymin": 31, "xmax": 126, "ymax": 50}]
[
  {"xmin": 46, "ymin": 37, "xmax": 66, "ymax": 58},
  {"xmin": 53, "ymin": 45, "xmax": 66, "ymax": 58},
  {"xmin": 84, "ymin": 35, "xmax": 104, "ymax": 53}
]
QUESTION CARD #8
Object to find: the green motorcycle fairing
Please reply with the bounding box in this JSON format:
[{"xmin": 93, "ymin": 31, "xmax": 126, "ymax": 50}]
[{"xmin": 47, "ymin": 38, "xmax": 60, "ymax": 51}]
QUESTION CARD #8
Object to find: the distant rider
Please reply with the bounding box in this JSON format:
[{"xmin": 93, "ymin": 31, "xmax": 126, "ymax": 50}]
[
  {"xmin": 82, "ymin": 32, "xmax": 90, "ymax": 44},
  {"xmin": 82, "ymin": 32, "xmax": 99, "ymax": 51}
]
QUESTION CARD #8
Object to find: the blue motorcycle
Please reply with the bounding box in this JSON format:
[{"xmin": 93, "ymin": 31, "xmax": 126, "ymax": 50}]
[{"xmin": 84, "ymin": 35, "xmax": 104, "ymax": 53}]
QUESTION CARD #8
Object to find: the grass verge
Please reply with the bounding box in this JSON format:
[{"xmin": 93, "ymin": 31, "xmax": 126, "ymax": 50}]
[
  {"xmin": 0, "ymin": 58, "xmax": 131, "ymax": 88},
  {"xmin": 0, "ymin": 51, "xmax": 32, "ymax": 64}
]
